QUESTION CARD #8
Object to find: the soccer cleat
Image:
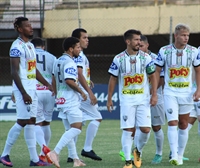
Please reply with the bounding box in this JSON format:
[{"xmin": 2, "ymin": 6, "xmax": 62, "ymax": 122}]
[
  {"xmin": 81, "ymin": 149, "xmax": 102, "ymax": 161},
  {"xmin": 169, "ymin": 151, "xmax": 189, "ymax": 161},
  {"xmin": 46, "ymin": 151, "xmax": 60, "ymax": 168},
  {"xmin": 133, "ymin": 148, "xmax": 142, "ymax": 168},
  {"xmin": 73, "ymin": 159, "xmax": 86, "ymax": 167},
  {"xmin": 39, "ymin": 155, "xmax": 47, "ymax": 162},
  {"xmin": 29, "ymin": 159, "xmax": 52, "ymax": 166},
  {"xmin": 0, "ymin": 155, "xmax": 13, "ymax": 167},
  {"xmin": 151, "ymin": 154, "xmax": 162, "ymax": 164},
  {"xmin": 67, "ymin": 157, "xmax": 73, "ymax": 163},
  {"xmin": 123, "ymin": 160, "xmax": 133, "ymax": 168},
  {"xmin": 42, "ymin": 145, "xmax": 51, "ymax": 155},
  {"xmin": 178, "ymin": 156, "xmax": 183, "ymax": 165},
  {"xmin": 169, "ymin": 158, "xmax": 179, "ymax": 166},
  {"xmin": 119, "ymin": 150, "xmax": 134, "ymax": 161}
]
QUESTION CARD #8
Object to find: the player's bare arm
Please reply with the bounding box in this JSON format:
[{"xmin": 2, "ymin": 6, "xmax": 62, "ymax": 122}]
[
  {"xmin": 155, "ymin": 65, "xmax": 162, "ymax": 89},
  {"xmin": 193, "ymin": 65, "xmax": 200, "ymax": 101},
  {"xmin": 77, "ymin": 67, "xmax": 97, "ymax": 105},
  {"xmin": 10, "ymin": 57, "xmax": 32, "ymax": 104},
  {"xmin": 107, "ymin": 75, "xmax": 117, "ymax": 112},
  {"xmin": 65, "ymin": 78, "xmax": 87, "ymax": 101},
  {"xmin": 36, "ymin": 68, "xmax": 53, "ymax": 92},
  {"xmin": 52, "ymin": 75, "xmax": 56, "ymax": 96},
  {"xmin": 149, "ymin": 72, "xmax": 158, "ymax": 106}
]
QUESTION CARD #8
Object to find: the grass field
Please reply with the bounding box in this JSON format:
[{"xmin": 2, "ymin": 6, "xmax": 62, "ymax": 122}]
[{"xmin": 0, "ymin": 120, "xmax": 199, "ymax": 168}]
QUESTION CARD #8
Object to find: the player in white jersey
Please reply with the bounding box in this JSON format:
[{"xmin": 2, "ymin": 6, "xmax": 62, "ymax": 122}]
[
  {"xmin": 43, "ymin": 37, "xmax": 87, "ymax": 168},
  {"xmin": 154, "ymin": 24, "xmax": 200, "ymax": 166},
  {"xmin": 65, "ymin": 28, "xmax": 102, "ymax": 161},
  {"xmin": 138, "ymin": 35, "xmax": 165, "ymax": 164},
  {"xmin": 0, "ymin": 17, "xmax": 53, "ymax": 167},
  {"xmin": 107, "ymin": 29, "xmax": 158, "ymax": 168},
  {"xmin": 31, "ymin": 37, "xmax": 56, "ymax": 162}
]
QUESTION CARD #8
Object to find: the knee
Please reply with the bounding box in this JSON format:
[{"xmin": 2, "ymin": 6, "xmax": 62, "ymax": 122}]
[
  {"xmin": 152, "ymin": 125, "xmax": 161, "ymax": 132},
  {"xmin": 140, "ymin": 127, "xmax": 151, "ymax": 133},
  {"xmin": 178, "ymin": 121, "xmax": 188, "ymax": 130}
]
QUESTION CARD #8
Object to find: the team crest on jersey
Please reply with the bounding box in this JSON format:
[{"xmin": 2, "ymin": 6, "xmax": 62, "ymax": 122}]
[
  {"xmin": 169, "ymin": 66, "xmax": 189, "ymax": 79},
  {"xmin": 10, "ymin": 48, "xmax": 21, "ymax": 57},
  {"xmin": 123, "ymin": 74, "xmax": 144, "ymax": 87},
  {"xmin": 28, "ymin": 59, "xmax": 36, "ymax": 71},
  {"xmin": 65, "ymin": 67, "xmax": 76, "ymax": 76},
  {"xmin": 109, "ymin": 62, "xmax": 118, "ymax": 70}
]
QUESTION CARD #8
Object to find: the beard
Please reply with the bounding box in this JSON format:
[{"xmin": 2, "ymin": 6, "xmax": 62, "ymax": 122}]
[
  {"xmin": 29, "ymin": 34, "xmax": 34, "ymax": 39},
  {"xmin": 132, "ymin": 47, "xmax": 139, "ymax": 52}
]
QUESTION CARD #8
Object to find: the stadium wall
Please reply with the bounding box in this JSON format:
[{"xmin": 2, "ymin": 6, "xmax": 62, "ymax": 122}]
[{"xmin": 43, "ymin": 4, "xmax": 200, "ymax": 38}]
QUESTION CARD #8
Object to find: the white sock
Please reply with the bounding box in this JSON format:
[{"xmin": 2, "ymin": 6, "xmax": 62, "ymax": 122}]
[
  {"xmin": 137, "ymin": 129, "xmax": 150, "ymax": 153},
  {"xmin": 83, "ymin": 120, "xmax": 100, "ymax": 152},
  {"xmin": 168, "ymin": 126, "xmax": 178, "ymax": 159},
  {"xmin": 2, "ymin": 123, "xmax": 22, "ymax": 156},
  {"xmin": 134, "ymin": 127, "xmax": 140, "ymax": 148},
  {"xmin": 67, "ymin": 140, "xmax": 79, "ymax": 159},
  {"xmin": 35, "ymin": 125, "xmax": 46, "ymax": 156},
  {"xmin": 41, "ymin": 125, "xmax": 51, "ymax": 146},
  {"xmin": 121, "ymin": 130, "xmax": 133, "ymax": 161},
  {"xmin": 198, "ymin": 121, "xmax": 200, "ymax": 136},
  {"xmin": 154, "ymin": 128, "xmax": 164, "ymax": 156},
  {"xmin": 187, "ymin": 123, "xmax": 193, "ymax": 131},
  {"xmin": 178, "ymin": 128, "xmax": 188, "ymax": 157},
  {"xmin": 54, "ymin": 128, "xmax": 81, "ymax": 154},
  {"xmin": 24, "ymin": 125, "xmax": 39, "ymax": 163}
]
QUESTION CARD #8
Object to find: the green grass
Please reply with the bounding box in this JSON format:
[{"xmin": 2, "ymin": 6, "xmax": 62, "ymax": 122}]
[{"xmin": 0, "ymin": 120, "xmax": 199, "ymax": 168}]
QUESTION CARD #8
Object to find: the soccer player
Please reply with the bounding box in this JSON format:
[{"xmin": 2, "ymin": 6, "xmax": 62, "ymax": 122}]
[
  {"xmin": 31, "ymin": 37, "xmax": 56, "ymax": 162},
  {"xmin": 139, "ymin": 35, "xmax": 165, "ymax": 164},
  {"xmin": 154, "ymin": 24, "xmax": 200, "ymax": 166},
  {"xmin": 43, "ymin": 37, "xmax": 87, "ymax": 168},
  {"xmin": 0, "ymin": 17, "xmax": 53, "ymax": 167},
  {"xmin": 66, "ymin": 28, "xmax": 102, "ymax": 161},
  {"xmin": 107, "ymin": 29, "xmax": 158, "ymax": 168}
]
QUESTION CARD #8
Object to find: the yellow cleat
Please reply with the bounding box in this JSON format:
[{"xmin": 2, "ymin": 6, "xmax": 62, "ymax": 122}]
[{"xmin": 133, "ymin": 148, "xmax": 142, "ymax": 168}]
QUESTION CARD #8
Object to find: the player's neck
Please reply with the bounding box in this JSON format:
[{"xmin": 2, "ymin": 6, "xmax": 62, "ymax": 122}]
[
  {"xmin": 18, "ymin": 35, "xmax": 29, "ymax": 43},
  {"xmin": 173, "ymin": 42, "xmax": 186, "ymax": 49},
  {"xmin": 126, "ymin": 48, "xmax": 138, "ymax": 56},
  {"xmin": 64, "ymin": 51, "xmax": 73, "ymax": 58}
]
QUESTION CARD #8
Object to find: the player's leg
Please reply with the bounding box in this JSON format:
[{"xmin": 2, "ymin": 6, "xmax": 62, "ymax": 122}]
[
  {"xmin": 133, "ymin": 104, "xmax": 151, "ymax": 168},
  {"xmin": 80, "ymin": 98, "xmax": 102, "ymax": 161},
  {"xmin": 151, "ymin": 104, "xmax": 165, "ymax": 164}
]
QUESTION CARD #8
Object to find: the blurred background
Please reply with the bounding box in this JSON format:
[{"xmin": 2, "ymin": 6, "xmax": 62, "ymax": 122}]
[{"xmin": 0, "ymin": 0, "xmax": 200, "ymax": 85}]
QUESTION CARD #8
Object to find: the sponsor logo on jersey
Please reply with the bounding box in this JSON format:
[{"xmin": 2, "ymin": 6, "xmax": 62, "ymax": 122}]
[
  {"xmin": 10, "ymin": 48, "xmax": 22, "ymax": 57},
  {"xmin": 109, "ymin": 62, "xmax": 118, "ymax": 70},
  {"xmin": 197, "ymin": 52, "xmax": 200, "ymax": 60},
  {"xmin": 56, "ymin": 97, "xmax": 66, "ymax": 104},
  {"xmin": 124, "ymin": 74, "xmax": 144, "ymax": 87},
  {"xmin": 156, "ymin": 52, "xmax": 162, "ymax": 61},
  {"xmin": 168, "ymin": 82, "xmax": 189, "ymax": 88},
  {"xmin": 36, "ymin": 84, "xmax": 48, "ymax": 90},
  {"xmin": 28, "ymin": 59, "xmax": 36, "ymax": 71},
  {"xmin": 146, "ymin": 61, "xmax": 155, "ymax": 74},
  {"xmin": 65, "ymin": 67, "xmax": 76, "ymax": 76},
  {"xmin": 27, "ymin": 74, "xmax": 36, "ymax": 79},
  {"xmin": 122, "ymin": 88, "xmax": 144, "ymax": 94},
  {"xmin": 169, "ymin": 66, "xmax": 189, "ymax": 79},
  {"xmin": 74, "ymin": 56, "xmax": 83, "ymax": 63}
]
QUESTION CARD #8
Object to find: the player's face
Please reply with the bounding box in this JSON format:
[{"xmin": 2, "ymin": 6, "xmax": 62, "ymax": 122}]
[
  {"xmin": 139, "ymin": 41, "xmax": 149, "ymax": 53},
  {"xmin": 73, "ymin": 42, "xmax": 81, "ymax": 57},
  {"xmin": 79, "ymin": 32, "xmax": 89, "ymax": 49},
  {"xmin": 129, "ymin": 34, "xmax": 141, "ymax": 51},
  {"xmin": 19, "ymin": 21, "xmax": 33, "ymax": 39},
  {"xmin": 175, "ymin": 29, "xmax": 189, "ymax": 46}
]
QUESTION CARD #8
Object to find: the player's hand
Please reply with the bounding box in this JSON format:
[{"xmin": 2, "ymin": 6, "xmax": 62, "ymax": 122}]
[
  {"xmin": 90, "ymin": 80, "xmax": 94, "ymax": 89},
  {"xmin": 107, "ymin": 99, "xmax": 113, "ymax": 112},
  {"xmin": 22, "ymin": 93, "xmax": 32, "ymax": 105},
  {"xmin": 193, "ymin": 90, "xmax": 200, "ymax": 102},
  {"xmin": 47, "ymin": 84, "xmax": 55, "ymax": 96},
  {"xmin": 89, "ymin": 92, "xmax": 97, "ymax": 105},
  {"xmin": 150, "ymin": 93, "xmax": 157, "ymax": 106},
  {"xmin": 81, "ymin": 92, "xmax": 87, "ymax": 101}
]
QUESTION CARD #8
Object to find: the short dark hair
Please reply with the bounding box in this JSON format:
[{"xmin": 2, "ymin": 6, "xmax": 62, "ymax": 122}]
[
  {"xmin": 62, "ymin": 37, "xmax": 79, "ymax": 51},
  {"xmin": 13, "ymin": 17, "xmax": 28, "ymax": 31},
  {"xmin": 31, "ymin": 37, "xmax": 44, "ymax": 47},
  {"xmin": 140, "ymin": 35, "xmax": 148, "ymax": 43},
  {"xmin": 123, "ymin": 29, "xmax": 141, "ymax": 41},
  {"xmin": 71, "ymin": 28, "xmax": 87, "ymax": 39}
]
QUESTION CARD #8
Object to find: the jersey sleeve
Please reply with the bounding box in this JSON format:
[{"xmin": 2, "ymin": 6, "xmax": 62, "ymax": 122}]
[
  {"xmin": 145, "ymin": 55, "xmax": 155, "ymax": 75},
  {"xmin": 193, "ymin": 48, "xmax": 200, "ymax": 67},
  {"xmin": 74, "ymin": 55, "xmax": 84, "ymax": 68},
  {"xmin": 154, "ymin": 48, "xmax": 165, "ymax": 67},
  {"xmin": 64, "ymin": 62, "xmax": 77, "ymax": 81},
  {"xmin": 108, "ymin": 56, "xmax": 119, "ymax": 77},
  {"xmin": 10, "ymin": 43, "xmax": 23, "ymax": 58}
]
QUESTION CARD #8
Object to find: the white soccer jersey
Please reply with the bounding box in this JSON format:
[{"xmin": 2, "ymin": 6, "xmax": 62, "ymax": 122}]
[
  {"xmin": 108, "ymin": 50, "xmax": 155, "ymax": 106},
  {"xmin": 149, "ymin": 51, "xmax": 164, "ymax": 104},
  {"xmin": 53, "ymin": 53, "xmax": 80, "ymax": 108},
  {"xmin": 35, "ymin": 48, "xmax": 56, "ymax": 92},
  {"xmin": 74, "ymin": 51, "xmax": 90, "ymax": 94},
  {"xmin": 10, "ymin": 38, "xmax": 37, "ymax": 91},
  {"xmin": 154, "ymin": 44, "xmax": 200, "ymax": 97}
]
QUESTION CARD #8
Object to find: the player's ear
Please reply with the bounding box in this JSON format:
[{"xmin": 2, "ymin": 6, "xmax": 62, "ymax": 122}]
[{"xmin": 126, "ymin": 39, "xmax": 130, "ymax": 45}]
